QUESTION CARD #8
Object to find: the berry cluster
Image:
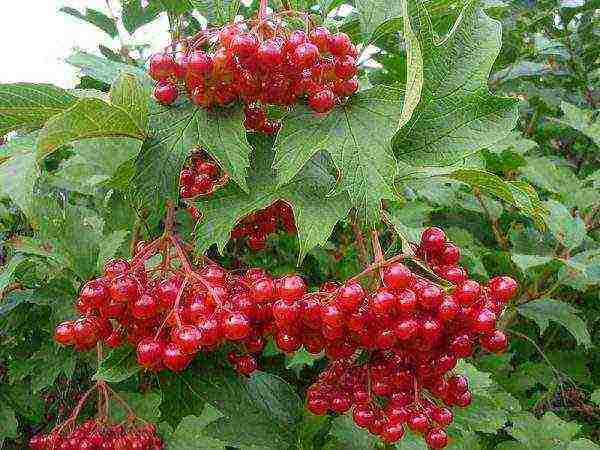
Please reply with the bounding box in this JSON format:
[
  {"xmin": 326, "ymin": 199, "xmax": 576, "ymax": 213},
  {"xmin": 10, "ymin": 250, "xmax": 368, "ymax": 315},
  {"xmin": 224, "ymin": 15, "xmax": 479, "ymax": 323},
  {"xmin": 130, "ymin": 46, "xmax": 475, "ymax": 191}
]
[
  {"xmin": 29, "ymin": 420, "xmax": 162, "ymax": 450},
  {"xmin": 54, "ymin": 226, "xmax": 517, "ymax": 448},
  {"xmin": 230, "ymin": 200, "xmax": 296, "ymax": 250},
  {"xmin": 179, "ymin": 149, "xmax": 228, "ymax": 200},
  {"xmin": 148, "ymin": 20, "xmax": 360, "ymax": 132}
]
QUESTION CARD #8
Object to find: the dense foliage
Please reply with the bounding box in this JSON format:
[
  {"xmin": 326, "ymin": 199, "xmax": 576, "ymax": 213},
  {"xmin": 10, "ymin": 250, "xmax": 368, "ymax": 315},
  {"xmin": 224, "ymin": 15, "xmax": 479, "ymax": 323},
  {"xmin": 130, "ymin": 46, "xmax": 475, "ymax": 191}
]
[{"xmin": 0, "ymin": 0, "xmax": 598, "ymax": 449}]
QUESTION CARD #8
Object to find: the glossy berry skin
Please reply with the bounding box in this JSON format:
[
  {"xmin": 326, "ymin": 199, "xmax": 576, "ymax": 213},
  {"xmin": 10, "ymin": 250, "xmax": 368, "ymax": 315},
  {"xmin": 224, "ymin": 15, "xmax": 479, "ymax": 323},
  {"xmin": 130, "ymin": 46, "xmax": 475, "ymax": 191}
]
[
  {"xmin": 334, "ymin": 55, "xmax": 357, "ymax": 80},
  {"xmin": 55, "ymin": 321, "xmax": 75, "ymax": 345},
  {"xmin": 481, "ymin": 329, "xmax": 508, "ymax": 353},
  {"xmin": 382, "ymin": 422, "xmax": 405, "ymax": 443},
  {"xmin": 337, "ymin": 281, "xmax": 365, "ymax": 311},
  {"xmin": 250, "ymin": 277, "xmax": 275, "ymax": 302},
  {"xmin": 472, "ymin": 309, "xmax": 497, "ymax": 334},
  {"xmin": 154, "ymin": 82, "xmax": 178, "ymax": 105},
  {"xmin": 136, "ymin": 339, "xmax": 164, "ymax": 368},
  {"xmin": 309, "ymin": 89, "xmax": 336, "ymax": 113},
  {"xmin": 148, "ymin": 53, "xmax": 175, "ymax": 80},
  {"xmin": 103, "ymin": 259, "xmax": 130, "ymax": 279},
  {"xmin": 425, "ymin": 428, "xmax": 449, "ymax": 449},
  {"xmin": 223, "ymin": 312, "xmax": 251, "ymax": 340},
  {"xmin": 132, "ymin": 293, "xmax": 159, "ymax": 319},
  {"xmin": 421, "ymin": 227, "xmax": 446, "ymax": 252},
  {"xmin": 382, "ymin": 263, "xmax": 412, "ymax": 289},
  {"xmin": 454, "ymin": 280, "xmax": 481, "ymax": 305},
  {"xmin": 275, "ymin": 331, "xmax": 301, "ymax": 352},
  {"xmin": 395, "ymin": 318, "xmax": 418, "ymax": 340},
  {"xmin": 109, "ymin": 275, "xmax": 139, "ymax": 303},
  {"xmin": 440, "ymin": 243, "xmax": 461, "ymax": 265},
  {"xmin": 309, "ymin": 26, "xmax": 331, "ymax": 52},
  {"xmin": 321, "ymin": 303, "xmax": 344, "ymax": 328},
  {"xmin": 171, "ymin": 325, "xmax": 202, "ymax": 354},
  {"xmin": 370, "ymin": 289, "xmax": 396, "ymax": 317},
  {"xmin": 188, "ymin": 51, "xmax": 214, "ymax": 75},
  {"xmin": 329, "ymin": 32, "xmax": 352, "ymax": 56},
  {"xmin": 162, "ymin": 342, "xmax": 191, "ymax": 371},
  {"xmin": 353, "ymin": 406, "xmax": 375, "ymax": 428},
  {"xmin": 407, "ymin": 411, "xmax": 430, "ymax": 433},
  {"xmin": 257, "ymin": 40, "xmax": 284, "ymax": 67},
  {"xmin": 293, "ymin": 43, "xmax": 320, "ymax": 69},
  {"xmin": 489, "ymin": 276, "xmax": 518, "ymax": 301},
  {"xmin": 277, "ymin": 275, "xmax": 307, "ymax": 301},
  {"xmin": 231, "ymin": 33, "xmax": 259, "ymax": 58},
  {"xmin": 80, "ymin": 280, "xmax": 109, "ymax": 308}
]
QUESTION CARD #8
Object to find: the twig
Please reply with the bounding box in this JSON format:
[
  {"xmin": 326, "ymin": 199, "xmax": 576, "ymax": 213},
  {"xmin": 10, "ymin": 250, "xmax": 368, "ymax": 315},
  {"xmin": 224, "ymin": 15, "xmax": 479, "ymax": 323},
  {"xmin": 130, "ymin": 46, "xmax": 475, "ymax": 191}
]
[
  {"xmin": 351, "ymin": 215, "xmax": 370, "ymax": 268},
  {"xmin": 474, "ymin": 189, "xmax": 509, "ymax": 250}
]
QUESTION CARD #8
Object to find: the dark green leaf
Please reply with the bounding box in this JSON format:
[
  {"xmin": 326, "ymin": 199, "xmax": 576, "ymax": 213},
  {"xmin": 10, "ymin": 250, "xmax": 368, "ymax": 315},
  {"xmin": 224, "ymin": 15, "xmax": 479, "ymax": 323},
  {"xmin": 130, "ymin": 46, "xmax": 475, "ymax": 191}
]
[
  {"xmin": 393, "ymin": 2, "xmax": 518, "ymax": 166},
  {"xmin": 93, "ymin": 345, "xmax": 141, "ymax": 383},
  {"xmin": 193, "ymin": 136, "xmax": 351, "ymax": 262},
  {"xmin": 0, "ymin": 402, "xmax": 18, "ymax": 446},
  {"xmin": 190, "ymin": 0, "xmax": 241, "ymax": 26},
  {"xmin": 274, "ymin": 86, "xmax": 403, "ymax": 223},
  {"xmin": 499, "ymin": 412, "xmax": 582, "ymax": 450},
  {"xmin": 166, "ymin": 406, "xmax": 227, "ymax": 450},
  {"xmin": 66, "ymin": 51, "xmax": 149, "ymax": 85}
]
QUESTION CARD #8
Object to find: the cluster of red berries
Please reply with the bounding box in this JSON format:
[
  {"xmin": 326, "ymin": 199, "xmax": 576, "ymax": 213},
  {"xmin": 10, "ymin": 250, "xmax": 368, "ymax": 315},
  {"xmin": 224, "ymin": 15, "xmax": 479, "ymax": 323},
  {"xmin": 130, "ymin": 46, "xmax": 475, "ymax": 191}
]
[
  {"xmin": 179, "ymin": 149, "xmax": 228, "ymax": 200},
  {"xmin": 148, "ymin": 21, "xmax": 360, "ymax": 132},
  {"xmin": 54, "ymin": 227, "xmax": 517, "ymax": 448},
  {"xmin": 230, "ymin": 200, "xmax": 296, "ymax": 250},
  {"xmin": 29, "ymin": 421, "xmax": 162, "ymax": 450}
]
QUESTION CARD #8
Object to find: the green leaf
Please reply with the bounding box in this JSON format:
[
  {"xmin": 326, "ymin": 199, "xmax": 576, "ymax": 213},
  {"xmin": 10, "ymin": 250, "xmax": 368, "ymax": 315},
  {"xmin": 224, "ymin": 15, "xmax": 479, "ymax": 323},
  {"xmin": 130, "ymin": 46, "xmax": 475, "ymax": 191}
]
[
  {"xmin": 97, "ymin": 230, "xmax": 129, "ymax": 271},
  {"xmin": 110, "ymin": 391, "xmax": 161, "ymax": 422},
  {"xmin": 355, "ymin": 0, "xmax": 401, "ymax": 38},
  {"xmin": 167, "ymin": 407, "xmax": 227, "ymax": 450},
  {"xmin": 93, "ymin": 345, "xmax": 140, "ymax": 383},
  {"xmin": 15, "ymin": 342, "xmax": 77, "ymax": 393},
  {"xmin": 134, "ymin": 103, "xmax": 251, "ymax": 214},
  {"xmin": 190, "ymin": 0, "xmax": 241, "ymax": 26},
  {"xmin": 0, "ymin": 402, "xmax": 18, "ymax": 446},
  {"xmin": 193, "ymin": 136, "xmax": 351, "ymax": 262},
  {"xmin": 0, "ymin": 83, "xmax": 77, "ymax": 135},
  {"xmin": 510, "ymin": 254, "xmax": 555, "ymax": 272},
  {"xmin": 518, "ymin": 298, "xmax": 592, "ymax": 348},
  {"xmin": 501, "ymin": 412, "xmax": 581, "ymax": 450},
  {"xmin": 37, "ymin": 97, "xmax": 145, "ymax": 158},
  {"xmin": 520, "ymin": 156, "xmax": 581, "ymax": 197},
  {"xmin": 52, "ymin": 137, "xmax": 142, "ymax": 194},
  {"xmin": 121, "ymin": 0, "xmax": 162, "ymax": 33},
  {"xmin": 393, "ymin": 2, "xmax": 518, "ymax": 166},
  {"xmin": 558, "ymin": 102, "xmax": 600, "ymax": 147},
  {"xmin": 60, "ymin": 7, "xmax": 118, "ymax": 37},
  {"xmin": 285, "ymin": 349, "xmax": 323, "ymax": 378},
  {"xmin": 66, "ymin": 51, "xmax": 149, "ymax": 85},
  {"xmin": 568, "ymin": 440, "xmax": 600, "ymax": 450},
  {"xmin": 546, "ymin": 199, "xmax": 586, "ymax": 250},
  {"xmin": 109, "ymin": 73, "xmax": 151, "ymax": 133},
  {"xmin": 591, "ymin": 389, "xmax": 600, "ymax": 406},
  {"xmin": 0, "ymin": 135, "xmax": 39, "ymax": 219},
  {"xmin": 560, "ymin": 249, "xmax": 600, "ymax": 291},
  {"xmin": 486, "ymin": 131, "xmax": 538, "ymax": 155},
  {"xmin": 0, "ymin": 256, "xmax": 23, "ymax": 296},
  {"xmin": 444, "ymin": 169, "xmax": 546, "ymax": 228},
  {"xmin": 160, "ymin": 369, "xmax": 303, "ymax": 449},
  {"xmin": 274, "ymin": 86, "xmax": 403, "ymax": 223},
  {"xmin": 328, "ymin": 414, "xmax": 380, "ymax": 449}
]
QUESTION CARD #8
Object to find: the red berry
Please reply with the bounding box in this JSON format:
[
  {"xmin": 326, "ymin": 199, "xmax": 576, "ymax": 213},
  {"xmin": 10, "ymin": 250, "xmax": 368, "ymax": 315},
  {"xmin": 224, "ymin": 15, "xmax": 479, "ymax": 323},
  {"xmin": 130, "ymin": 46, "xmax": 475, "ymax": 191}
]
[
  {"xmin": 369, "ymin": 289, "xmax": 396, "ymax": 316},
  {"xmin": 188, "ymin": 51, "xmax": 214, "ymax": 75},
  {"xmin": 395, "ymin": 318, "xmax": 418, "ymax": 340},
  {"xmin": 454, "ymin": 280, "xmax": 481, "ymax": 305},
  {"xmin": 489, "ymin": 276, "xmax": 518, "ymax": 301},
  {"xmin": 353, "ymin": 405, "xmax": 375, "ymax": 428},
  {"xmin": 148, "ymin": 53, "xmax": 175, "ymax": 80},
  {"xmin": 132, "ymin": 293, "xmax": 159, "ymax": 319},
  {"xmin": 481, "ymin": 329, "xmax": 508, "ymax": 353},
  {"xmin": 80, "ymin": 279, "xmax": 110, "ymax": 308},
  {"xmin": 55, "ymin": 321, "xmax": 75, "ymax": 345},
  {"xmin": 382, "ymin": 263, "xmax": 412, "ymax": 289},
  {"xmin": 382, "ymin": 422, "xmax": 405, "ymax": 443},
  {"xmin": 473, "ymin": 308, "xmax": 497, "ymax": 334},
  {"xmin": 293, "ymin": 43, "xmax": 320, "ymax": 69},
  {"xmin": 250, "ymin": 277, "xmax": 275, "ymax": 302},
  {"xmin": 277, "ymin": 275, "xmax": 307, "ymax": 301},
  {"xmin": 231, "ymin": 33, "xmax": 259, "ymax": 58},
  {"xmin": 257, "ymin": 39, "xmax": 284, "ymax": 67},
  {"xmin": 307, "ymin": 397, "xmax": 329, "ymax": 415},
  {"xmin": 309, "ymin": 26, "xmax": 331, "ymax": 52},
  {"xmin": 275, "ymin": 331, "xmax": 301, "ymax": 352},
  {"xmin": 334, "ymin": 55, "xmax": 357, "ymax": 80},
  {"xmin": 419, "ymin": 284, "xmax": 444, "ymax": 310},
  {"xmin": 223, "ymin": 312, "xmax": 251, "ymax": 340},
  {"xmin": 337, "ymin": 281, "xmax": 364, "ymax": 311},
  {"xmin": 136, "ymin": 339, "xmax": 164, "ymax": 368},
  {"xmin": 104, "ymin": 259, "xmax": 130, "ymax": 279},
  {"xmin": 109, "ymin": 275, "xmax": 140, "ymax": 303},
  {"xmin": 432, "ymin": 407, "xmax": 453, "ymax": 427},
  {"xmin": 439, "ymin": 243, "xmax": 461, "ymax": 265},
  {"xmin": 421, "ymin": 227, "xmax": 446, "ymax": 253},
  {"xmin": 309, "ymin": 89, "xmax": 336, "ymax": 113},
  {"xmin": 154, "ymin": 82, "xmax": 178, "ymax": 105},
  {"xmin": 425, "ymin": 428, "xmax": 449, "ymax": 449},
  {"xmin": 162, "ymin": 342, "xmax": 191, "ymax": 371},
  {"xmin": 328, "ymin": 32, "xmax": 352, "ymax": 56},
  {"xmin": 171, "ymin": 325, "xmax": 202, "ymax": 354},
  {"xmin": 334, "ymin": 78, "xmax": 359, "ymax": 97},
  {"xmin": 321, "ymin": 303, "xmax": 344, "ymax": 328},
  {"xmin": 407, "ymin": 411, "xmax": 430, "ymax": 433}
]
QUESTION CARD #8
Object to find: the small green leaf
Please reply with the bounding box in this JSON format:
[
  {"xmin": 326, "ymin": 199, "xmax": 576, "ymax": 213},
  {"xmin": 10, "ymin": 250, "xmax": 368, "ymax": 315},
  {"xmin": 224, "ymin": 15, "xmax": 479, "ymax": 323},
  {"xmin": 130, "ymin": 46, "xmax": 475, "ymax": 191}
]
[
  {"xmin": 97, "ymin": 230, "xmax": 129, "ymax": 272},
  {"xmin": 568, "ymin": 439, "xmax": 600, "ymax": 450},
  {"xmin": 285, "ymin": 349, "xmax": 323, "ymax": 378},
  {"xmin": 66, "ymin": 51, "xmax": 149, "ymax": 85},
  {"xmin": 591, "ymin": 390, "xmax": 600, "ymax": 406},
  {"xmin": 274, "ymin": 86, "xmax": 403, "ymax": 223},
  {"xmin": 511, "ymin": 254, "xmax": 555, "ymax": 272},
  {"xmin": 520, "ymin": 156, "xmax": 581, "ymax": 197},
  {"xmin": 110, "ymin": 391, "xmax": 161, "ymax": 422},
  {"xmin": 560, "ymin": 249, "xmax": 600, "ymax": 291},
  {"xmin": 393, "ymin": 2, "xmax": 518, "ymax": 166},
  {"xmin": 546, "ymin": 199, "xmax": 586, "ymax": 250},
  {"xmin": 0, "ymin": 83, "xmax": 77, "ymax": 135},
  {"xmin": 355, "ymin": 0, "xmax": 401, "ymax": 38},
  {"xmin": 193, "ymin": 136, "xmax": 351, "ymax": 263},
  {"xmin": 502, "ymin": 412, "xmax": 581, "ymax": 450},
  {"xmin": 328, "ymin": 414, "xmax": 380, "ymax": 449},
  {"xmin": 37, "ymin": 98, "xmax": 145, "ymax": 158},
  {"xmin": 0, "ymin": 135, "xmax": 39, "ymax": 219},
  {"xmin": 93, "ymin": 345, "xmax": 140, "ymax": 383},
  {"xmin": 0, "ymin": 402, "xmax": 18, "ymax": 446},
  {"xmin": 558, "ymin": 102, "xmax": 600, "ymax": 147},
  {"xmin": 167, "ymin": 407, "xmax": 227, "ymax": 450},
  {"xmin": 190, "ymin": 0, "xmax": 241, "ymax": 26},
  {"xmin": 109, "ymin": 73, "xmax": 151, "ymax": 133},
  {"xmin": 518, "ymin": 298, "xmax": 591, "ymax": 348},
  {"xmin": 60, "ymin": 7, "xmax": 118, "ymax": 37}
]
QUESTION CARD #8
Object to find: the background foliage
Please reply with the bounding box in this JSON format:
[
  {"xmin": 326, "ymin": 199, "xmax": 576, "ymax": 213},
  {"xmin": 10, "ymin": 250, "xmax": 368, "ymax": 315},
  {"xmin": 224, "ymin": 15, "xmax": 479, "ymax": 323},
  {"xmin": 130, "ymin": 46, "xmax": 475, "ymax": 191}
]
[{"xmin": 0, "ymin": 0, "xmax": 598, "ymax": 449}]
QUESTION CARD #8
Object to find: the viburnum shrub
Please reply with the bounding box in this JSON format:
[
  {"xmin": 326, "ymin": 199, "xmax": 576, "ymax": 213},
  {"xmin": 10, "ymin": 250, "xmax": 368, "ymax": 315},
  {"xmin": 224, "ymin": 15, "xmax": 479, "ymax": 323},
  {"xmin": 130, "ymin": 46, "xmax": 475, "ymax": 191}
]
[{"xmin": 3, "ymin": 0, "xmax": 598, "ymax": 449}]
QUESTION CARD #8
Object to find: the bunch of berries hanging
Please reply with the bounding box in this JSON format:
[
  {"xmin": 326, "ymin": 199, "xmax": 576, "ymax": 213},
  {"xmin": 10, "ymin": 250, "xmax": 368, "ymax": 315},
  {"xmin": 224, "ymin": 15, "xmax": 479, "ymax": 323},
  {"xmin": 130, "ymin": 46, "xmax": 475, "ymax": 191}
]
[
  {"xmin": 54, "ymin": 216, "xmax": 517, "ymax": 448},
  {"xmin": 179, "ymin": 149, "xmax": 228, "ymax": 200},
  {"xmin": 29, "ymin": 381, "xmax": 163, "ymax": 450},
  {"xmin": 148, "ymin": 13, "xmax": 360, "ymax": 132}
]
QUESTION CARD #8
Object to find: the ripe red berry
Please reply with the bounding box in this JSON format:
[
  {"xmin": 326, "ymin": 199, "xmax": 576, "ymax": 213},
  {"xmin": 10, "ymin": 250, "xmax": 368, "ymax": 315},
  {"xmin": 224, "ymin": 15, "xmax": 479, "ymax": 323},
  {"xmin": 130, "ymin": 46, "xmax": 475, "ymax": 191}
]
[
  {"xmin": 472, "ymin": 308, "xmax": 497, "ymax": 334},
  {"xmin": 257, "ymin": 39, "xmax": 284, "ymax": 67},
  {"xmin": 132, "ymin": 293, "xmax": 159, "ymax": 319},
  {"xmin": 154, "ymin": 82, "xmax": 178, "ymax": 105},
  {"xmin": 321, "ymin": 303, "xmax": 344, "ymax": 328},
  {"xmin": 80, "ymin": 279, "xmax": 110, "ymax": 308},
  {"xmin": 328, "ymin": 32, "xmax": 352, "ymax": 56},
  {"xmin": 275, "ymin": 331, "xmax": 301, "ymax": 352},
  {"xmin": 425, "ymin": 428, "xmax": 449, "ymax": 449},
  {"xmin": 171, "ymin": 325, "xmax": 202, "ymax": 354},
  {"xmin": 395, "ymin": 318, "xmax": 419, "ymax": 340},
  {"xmin": 250, "ymin": 277, "xmax": 275, "ymax": 302},
  {"xmin": 481, "ymin": 329, "xmax": 508, "ymax": 353},
  {"xmin": 162, "ymin": 342, "xmax": 191, "ymax": 371},
  {"xmin": 489, "ymin": 276, "xmax": 518, "ymax": 301},
  {"xmin": 231, "ymin": 33, "xmax": 259, "ymax": 58},
  {"xmin": 382, "ymin": 422, "xmax": 405, "ymax": 443},
  {"xmin": 421, "ymin": 227, "xmax": 446, "ymax": 253},
  {"xmin": 148, "ymin": 53, "xmax": 175, "ymax": 80},
  {"xmin": 73, "ymin": 318, "xmax": 99, "ymax": 346},
  {"xmin": 136, "ymin": 339, "xmax": 164, "ymax": 368},
  {"xmin": 407, "ymin": 411, "xmax": 430, "ymax": 433},
  {"xmin": 309, "ymin": 89, "xmax": 336, "ymax": 113},
  {"xmin": 439, "ymin": 243, "xmax": 461, "ymax": 265},
  {"xmin": 307, "ymin": 397, "xmax": 329, "ymax": 415},
  {"xmin": 223, "ymin": 312, "xmax": 251, "ymax": 340},
  {"xmin": 382, "ymin": 263, "xmax": 412, "ymax": 289},
  {"xmin": 277, "ymin": 275, "xmax": 307, "ymax": 301},
  {"xmin": 104, "ymin": 259, "xmax": 130, "ymax": 279},
  {"xmin": 334, "ymin": 55, "xmax": 357, "ymax": 80},
  {"xmin": 337, "ymin": 281, "xmax": 364, "ymax": 311},
  {"xmin": 419, "ymin": 284, "xmax": 444, "ymax": 310},
  {"xmin": 369, "ymin": 289, "xmax": 396, "ymax": 316},
  {"xmin": 334, "ymin": 78, "xmax": 359, "ymax": 97},
  {"xmin": 353, "ymin": 405, "xmax": 375, "ymax": 428},
  {"xmin": 55, "ymin": 321, "xmax": 75, "ymax": 345},
  {"xmin": 454, "ymin": 280, "xmax": 481, "ymax": 305},
  {"xmin": 293, "ymin": 43, "xmax": 320, "ymax": 69},
  {"xmin": 109, "ymin": 274, "xmax": 140, "ymax": 303},
  {"xmin": 188, "ymin": 51, "xmax": 214, "ymax": 75}
]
